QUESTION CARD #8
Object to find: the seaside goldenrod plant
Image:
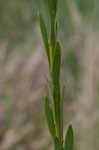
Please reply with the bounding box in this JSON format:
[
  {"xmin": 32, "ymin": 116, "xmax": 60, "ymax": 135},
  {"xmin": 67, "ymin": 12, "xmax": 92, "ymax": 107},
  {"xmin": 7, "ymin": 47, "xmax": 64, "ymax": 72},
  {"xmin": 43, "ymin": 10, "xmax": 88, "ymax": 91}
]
[{"xmin": 40, "ymin": 0, "xmax": 74, "ymax": 149}]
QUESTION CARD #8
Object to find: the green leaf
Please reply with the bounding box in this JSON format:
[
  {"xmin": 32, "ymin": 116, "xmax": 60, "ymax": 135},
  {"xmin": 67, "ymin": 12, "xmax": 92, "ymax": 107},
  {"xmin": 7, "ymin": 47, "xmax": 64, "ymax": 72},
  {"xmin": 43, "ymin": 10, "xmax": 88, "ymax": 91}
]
[
  {"xmin": 40, "ymin": 15, "xmax": 50, "ymax": 63},
  {"xmin": 47, "ymin": 81, "xmax": 54, "ymax": 105},
  {"xmin": 52, "ymin": 41, "xmax": 61, "ymax": 90},
  {"xmin": 52, "ymin": 42, "xmax": 61, "ymax": 86},
  {"xmin": 51, "ymin": 42, "xmax": 61, "ymax": 138},
  {"xmin": 60, "ymin": 86, "xmax": 65, "ymax": 139},
  {"xmin": 54, "ymin": 136, "xmax": 63, "ymax": 150},
  {"xmin": 47, "ymin": 81, "xmax": 55, "ymax": 119},
  {"xmin": 45, "ymin": 96, "xmax": 55, "ymax": 137},
  {"xmin": 64, "ymin": 125, "xmax": 74, "ymax": 150}
]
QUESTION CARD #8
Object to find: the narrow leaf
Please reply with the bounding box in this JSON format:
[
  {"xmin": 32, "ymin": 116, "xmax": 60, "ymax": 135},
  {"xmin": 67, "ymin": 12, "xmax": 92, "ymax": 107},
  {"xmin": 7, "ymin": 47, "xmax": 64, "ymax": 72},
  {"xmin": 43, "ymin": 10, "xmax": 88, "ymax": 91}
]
[
  {"xmin": 40, "ymin": 15, "xmax": 50, "ymax": 63},
  {"xmin": 64, "ymin": 125, "xmax": 74, "ymax": 150},
  {"xmin": 52, "ymin": 42, "xmax": 61, "ymax": 140},
  {"xmin": 60, "ymin": 86, "xmax": 65, "ymax": 139},
  {"xmin": 52, "ymin": 42, "xmax": 61, "ymax": 86},
  {"xmin": 47, "ymin": 81, "xmax": 54, "ymax": 106},
  {"xmin": 45, "ymin": 96, "xmax": 55, "ymax": 137},
  {"xmin": 54, "ymin": 136, "xmax": 63, "ymax": 150},
  {"xmin": 47, "ymin": 81, "xmax": 55, "ymax": 119}
]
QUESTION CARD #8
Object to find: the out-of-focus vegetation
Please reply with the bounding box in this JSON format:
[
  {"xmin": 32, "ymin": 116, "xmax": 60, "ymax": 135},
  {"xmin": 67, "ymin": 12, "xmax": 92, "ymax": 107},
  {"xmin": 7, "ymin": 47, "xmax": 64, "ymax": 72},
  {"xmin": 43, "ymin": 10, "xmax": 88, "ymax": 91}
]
[{"xmin": 0, "ymin": 0, "xmax": 99, "ymax": 150}]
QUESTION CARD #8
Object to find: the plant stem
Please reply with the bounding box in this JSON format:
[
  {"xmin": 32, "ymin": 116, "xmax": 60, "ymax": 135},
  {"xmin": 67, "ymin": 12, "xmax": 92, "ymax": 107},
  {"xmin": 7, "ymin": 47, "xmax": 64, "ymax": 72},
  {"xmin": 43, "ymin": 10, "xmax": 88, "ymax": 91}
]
[{"xmin": 40, "ymin": 2, "xmax": 74, "ymax": 149}]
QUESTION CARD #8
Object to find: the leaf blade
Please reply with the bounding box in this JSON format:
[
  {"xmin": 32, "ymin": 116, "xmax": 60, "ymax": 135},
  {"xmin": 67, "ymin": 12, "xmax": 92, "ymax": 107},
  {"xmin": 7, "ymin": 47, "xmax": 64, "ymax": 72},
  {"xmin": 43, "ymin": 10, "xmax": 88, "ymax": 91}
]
[
  {"xmin": 45, "ymin": 96, "xmax": 56, "ymax": 137},
  {"xmin": 47, "ymin": 81, "xmax": 55, "ymax": 119},
  {"xmin": 52, "ymin": 42, "xmax": 61, "ymax": 86},
  {"xmin": 64, "ymin": 125, "xmax": 74, "ymax": 150},
  {"xmin": 40, "ymin": 15, "xmax": 50, "ymax": 63}
]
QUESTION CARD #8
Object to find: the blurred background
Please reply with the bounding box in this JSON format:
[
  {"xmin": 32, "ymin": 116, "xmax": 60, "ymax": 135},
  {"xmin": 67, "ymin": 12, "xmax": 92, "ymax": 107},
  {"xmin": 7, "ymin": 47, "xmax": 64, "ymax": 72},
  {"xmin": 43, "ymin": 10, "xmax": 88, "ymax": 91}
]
[{"xmin": 0, "ymin": 0, "xmax": 99, "ymax": 149}]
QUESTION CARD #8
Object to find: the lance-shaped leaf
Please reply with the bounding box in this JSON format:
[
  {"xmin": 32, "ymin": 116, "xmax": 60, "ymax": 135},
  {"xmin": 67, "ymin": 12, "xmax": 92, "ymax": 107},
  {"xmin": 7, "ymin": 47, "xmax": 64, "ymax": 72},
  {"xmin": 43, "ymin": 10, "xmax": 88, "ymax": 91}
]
[
  {"xmin": 52, "ymin": 42, "xmax": 61, "ymax": 86},
  {"xmin": 54, "ymin": 136, "xmax": 63, "ymax": 150},
  {"xmin": 64, "ymin": 125, "xmax": 74, "ymax": 150},
  {"xmin": 51, "ymin": 42, "xmax": 62, "ymax": 143},
  {"xmin": 45, "ymin": 96, "xmax": 55, "ymax": 137},
  {"xmin": 60, "ymin": 86, "xmax": 65, "ymax": 139},
  {"xmin": 47, "ymin": 81, "xmax": 55, "ymax": 119},
  {"xmin": 51, "ymin": 42, "xmax": 61, "ymax": 104},
  {"xmin": 40, "ymin": 15, "xmax": 50, "ymax": 63}
]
